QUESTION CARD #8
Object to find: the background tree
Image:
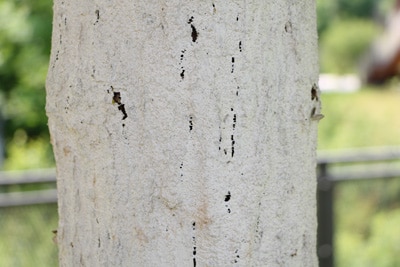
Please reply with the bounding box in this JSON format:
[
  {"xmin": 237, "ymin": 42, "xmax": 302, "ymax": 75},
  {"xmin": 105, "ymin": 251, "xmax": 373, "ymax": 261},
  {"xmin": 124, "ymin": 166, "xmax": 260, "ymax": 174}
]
[{"xmin": 46, "ymin": 0, "xmax": 320, "ymax": 266}]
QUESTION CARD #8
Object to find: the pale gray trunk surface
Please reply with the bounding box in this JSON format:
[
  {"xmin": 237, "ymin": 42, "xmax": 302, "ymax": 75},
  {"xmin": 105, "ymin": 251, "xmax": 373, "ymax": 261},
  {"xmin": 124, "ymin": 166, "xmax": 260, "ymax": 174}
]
[{"xmin": 46, "ymin": 1, "xmax": 320, "ymax": 266}]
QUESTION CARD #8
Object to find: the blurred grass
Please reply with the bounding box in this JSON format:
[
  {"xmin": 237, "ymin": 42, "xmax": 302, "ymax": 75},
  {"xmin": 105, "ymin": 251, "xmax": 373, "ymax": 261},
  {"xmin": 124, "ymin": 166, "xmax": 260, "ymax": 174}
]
[
  {"xmin": 319, "ymin": 87, "xmax": 400, "ymax": 150},
  {"xmin": 0, "ymin": 204, "xmax": 58, "ymax": 267},
  {"xmin": 335, "ymin": 179, "xmax": 400, "ymax": 267}
]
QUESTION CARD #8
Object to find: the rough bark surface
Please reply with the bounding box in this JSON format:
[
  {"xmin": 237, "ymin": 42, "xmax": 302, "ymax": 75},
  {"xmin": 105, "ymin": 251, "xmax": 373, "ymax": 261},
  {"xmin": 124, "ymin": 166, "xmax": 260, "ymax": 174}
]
[{"xmin": 46, "ymin": 1, "xmax": 320, "ymax": 266}]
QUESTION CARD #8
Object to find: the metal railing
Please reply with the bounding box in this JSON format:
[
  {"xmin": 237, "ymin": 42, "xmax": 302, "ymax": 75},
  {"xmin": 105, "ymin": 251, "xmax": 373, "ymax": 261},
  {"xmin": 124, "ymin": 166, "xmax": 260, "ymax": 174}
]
[
  {"xmin": 317, "ymin": 146, "xmax": 400, "ymax": 267},
  {"xmin": 1, "ymin": 147, "xmax": 400, "ymax": 266},
  {"xmin": 0, "ymin": 168, "xmax": 56, "ymax": 207}
]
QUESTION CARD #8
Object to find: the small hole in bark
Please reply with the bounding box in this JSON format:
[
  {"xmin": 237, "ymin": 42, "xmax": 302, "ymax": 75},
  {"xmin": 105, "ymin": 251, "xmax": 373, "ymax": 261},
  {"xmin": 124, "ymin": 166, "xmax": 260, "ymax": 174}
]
[
  {"xmin": 284, "ymin": 21, "xmax": 292, "ymax": 33},
  {"xmin": 225, "ymin": 191, "xmax": 231, "ymax": 202},
  {"xmin": 191, "ymin": 25, "xmax": 198, "ymax": 42},
  {"xmin": 311, "ymin": 84, "xmax": 318, "ymax": 101}
]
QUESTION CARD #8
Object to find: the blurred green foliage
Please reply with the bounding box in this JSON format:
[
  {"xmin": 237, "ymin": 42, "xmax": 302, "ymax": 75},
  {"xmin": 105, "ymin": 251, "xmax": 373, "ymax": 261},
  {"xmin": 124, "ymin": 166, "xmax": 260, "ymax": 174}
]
[
  {"xmin": 317, "ymin": 0, "xmax": 395, "ymax": 35},
  {"xmin": 335, "ymin": 0, "xmax": 376, "ymax": 18},
  {"xmin": 0, "ymin": 0, "xmax": 53, "ymax": 170},
  {"xmin": 319, "ymin": 19, "xmax": 380, "ymax": 74},
  {"xmin": 0, "ymin": 1, "xmax": 57, "ymax": 265},
  {"xmin": 317, "ymin": 0, "xmax": 396, "ymax": 74},
  {"xmin": 0, "ymin": 0, "xmax": 400, "ymax": 266},
  {"xmin": 335, "ymin": 180, "xmax": 400, "ymax": 267}
]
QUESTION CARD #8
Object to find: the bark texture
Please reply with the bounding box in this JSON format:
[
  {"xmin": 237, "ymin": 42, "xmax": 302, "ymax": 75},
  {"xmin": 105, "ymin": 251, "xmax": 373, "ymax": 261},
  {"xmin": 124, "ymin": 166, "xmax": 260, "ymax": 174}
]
[{"xmin": 46, "ymin": 1, "xmax": 320, "ymax": 266}]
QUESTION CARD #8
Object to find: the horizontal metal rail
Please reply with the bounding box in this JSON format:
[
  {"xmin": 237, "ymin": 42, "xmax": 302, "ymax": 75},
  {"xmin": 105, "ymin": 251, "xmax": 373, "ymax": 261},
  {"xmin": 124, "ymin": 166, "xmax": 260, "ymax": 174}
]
[
  {"xmin": 317, "ymin": 146, "xmax": 400, "ymax": 267},
  {"xmin": 0, "ymin": 189, "xmax": 57, "ymax": 207},
  {"xmin": 324, "ymin": 165, "xmax": 400, "ymax": 181},
  {"xmin": 318, "ymin": 146, "xmax": 400, "ymax": 164},
  {"xmin": 0, "ymin": 168, "xmax": 56, "ymax": 185},
  {"xmin": 318, "ymin": 146, "xmax": 400, "ymax": 182},
  {"xmin": 0, "ymin": 169, "xmax": 57, "ymax": 207}
]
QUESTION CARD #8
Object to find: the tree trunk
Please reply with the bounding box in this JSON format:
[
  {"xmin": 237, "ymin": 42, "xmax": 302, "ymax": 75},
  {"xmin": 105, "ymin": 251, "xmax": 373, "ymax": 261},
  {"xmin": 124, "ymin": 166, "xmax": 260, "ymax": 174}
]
[{"xmin": 46, "ymin": 1, "xmax": 320, "ymax": 266}]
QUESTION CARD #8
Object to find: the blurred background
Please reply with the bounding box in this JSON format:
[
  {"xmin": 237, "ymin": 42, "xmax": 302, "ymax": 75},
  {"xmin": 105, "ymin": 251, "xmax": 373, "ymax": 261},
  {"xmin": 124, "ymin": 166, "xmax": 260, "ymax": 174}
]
[{"xmin": 0, "ymin": 0, "xmax": 400, "ymax": 266}]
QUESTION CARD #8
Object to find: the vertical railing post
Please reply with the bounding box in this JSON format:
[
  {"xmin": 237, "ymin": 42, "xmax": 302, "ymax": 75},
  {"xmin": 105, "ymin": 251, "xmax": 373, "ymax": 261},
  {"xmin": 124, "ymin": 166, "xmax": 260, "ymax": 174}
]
[
  {"xmin": 0, "ymin": 112, "xmax": 4, "ymax": 168},
  {"xmin": 317, "ymin": 162, "xmax": 334, "ymax": 267}
]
